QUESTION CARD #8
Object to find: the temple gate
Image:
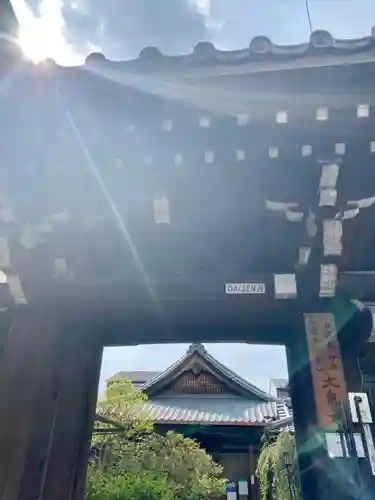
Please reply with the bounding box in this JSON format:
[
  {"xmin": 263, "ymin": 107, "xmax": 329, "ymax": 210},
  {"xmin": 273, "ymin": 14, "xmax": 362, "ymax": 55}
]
[{"xmin": 1, "ymin": 1, "xmax": 375, "ymax": 499}]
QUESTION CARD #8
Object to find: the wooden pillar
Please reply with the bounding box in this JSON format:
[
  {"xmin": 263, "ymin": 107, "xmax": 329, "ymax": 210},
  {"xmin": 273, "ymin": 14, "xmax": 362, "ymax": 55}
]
[
  {"xmin": 339, "ymin": 307, "xmax": 375, "ymax": 495},
  {"xmin": 359, "ymin": 342, "xmax": 375, "ymax": 446},
  {"xmin": 248, "ymin": 445, "xmax": 257, "ymax": 500},
  {"xmin": 287, "ymin": 308, "xmax": 349, "ymax": 500},
  {"xmin": 287, "ymin": 303, "xmax": 374, "ymax": 500},
  {"xmin": 0, "ymin": 303, "xmax": 102, "ymax": 500}
]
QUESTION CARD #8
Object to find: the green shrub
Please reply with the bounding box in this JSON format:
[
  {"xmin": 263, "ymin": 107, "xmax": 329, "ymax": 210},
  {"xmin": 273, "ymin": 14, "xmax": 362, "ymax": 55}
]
[
  {"xmin": 89, "ymin": 378, "xmax": 226, "ymax": 500},
  {"xmin": 86, "ymin": 469, "xmax": 174, "ymax": 500}
]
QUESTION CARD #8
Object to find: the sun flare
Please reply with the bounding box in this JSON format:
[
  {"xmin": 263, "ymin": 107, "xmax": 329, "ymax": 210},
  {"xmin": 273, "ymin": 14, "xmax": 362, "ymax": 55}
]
[
  {"xmin": 18, "ymin": 20, "xmax": 51, "ymax": 63},
  {"xmin": 13, "ymin": 0, "xmax": 83, "ymax": 66}
]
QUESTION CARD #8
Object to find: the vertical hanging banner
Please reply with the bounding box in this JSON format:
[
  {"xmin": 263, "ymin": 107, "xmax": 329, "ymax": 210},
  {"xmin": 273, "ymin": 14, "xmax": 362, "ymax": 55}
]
[{"xmin": 304, "ymin": 313, "xmax": 347, "ymax": 429}]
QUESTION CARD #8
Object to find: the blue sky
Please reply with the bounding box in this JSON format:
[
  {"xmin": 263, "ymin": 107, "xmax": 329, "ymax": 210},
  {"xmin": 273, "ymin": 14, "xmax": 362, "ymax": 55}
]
[
  {"xmin": 99, "ymin": 344, "xmax": 287, "ymax": 395},
  {"xmin": 12, "ymin": 0, "xmax": 375, "ymax": 65},
  {"xmin": 13, "ymin": 0, "xmax": 372, "ymax": 392}
]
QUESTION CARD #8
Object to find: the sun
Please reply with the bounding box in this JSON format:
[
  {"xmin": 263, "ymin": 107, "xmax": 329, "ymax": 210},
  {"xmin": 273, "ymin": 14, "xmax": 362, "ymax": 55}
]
[
  {"xmin": 18, "ymin": 20, "xmax": 51, "ymax": 64},
  {"xmin": 14, "ymin": 0, "xmax": 83, "ymax": 67}
]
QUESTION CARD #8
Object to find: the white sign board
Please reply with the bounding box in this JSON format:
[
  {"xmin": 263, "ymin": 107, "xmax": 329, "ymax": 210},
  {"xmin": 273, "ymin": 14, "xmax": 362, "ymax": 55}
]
[
  {"xmin": 325, "ymin": 432, "xmax": 344, "ymax": 458},
  {"xmin": 348, "ymin": 393, "xmax": 373, "ymax": 424},
  {"xmin": 353, "ymin": 434, "xmax": 366, "ymax": 458},
  {"xmin": 225, "ymin": 283, "xmax": 266, "ymax": 295},
  {"xmin": 364, "ymin": 424, "xmax": 375, "ymax": 475},
  {"xmin": 226, "ymin": 481, "xmax": 237, "ymax": 500},
  {"xmin": 238, "ymin": 480, "xmax": 248, "ymax": 495}
]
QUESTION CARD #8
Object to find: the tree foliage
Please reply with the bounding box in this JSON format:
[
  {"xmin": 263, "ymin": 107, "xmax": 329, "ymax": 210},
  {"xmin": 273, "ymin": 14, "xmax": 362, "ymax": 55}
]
[
  {"xmin": 256, "ymin": 431, "xmax": 301, "ymax": 500},
  {"xmin": 96, "ymin": 376, "xmax": 153, "ymax": 438},
  {"xmin": 86, "ymin": 377, "xmax": 226, "ymax": 500}
]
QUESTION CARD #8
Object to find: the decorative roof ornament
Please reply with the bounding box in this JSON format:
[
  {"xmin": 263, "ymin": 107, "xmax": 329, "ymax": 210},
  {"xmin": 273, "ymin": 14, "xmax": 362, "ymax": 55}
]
[
  {"xmin": 249, "ymin": 36, "xmax": 273, "ymax": 55},
  {"xmin": 187, "ymin": 343, "xmax": 206, "ymax": 354},
  {"xmin": 193, "ymin": 41, "xmax": 216, "ymax": 59},
  {"xmin": 139, "ymin": 46, "xmax": 163, "ymax": 63},
  {"xmin": 310, "ymin": 30, "xmax": 334, "ymax": 49},
  {"xmin": 85, "ymin": 52, "xmax": 106, "ymax": 67}
]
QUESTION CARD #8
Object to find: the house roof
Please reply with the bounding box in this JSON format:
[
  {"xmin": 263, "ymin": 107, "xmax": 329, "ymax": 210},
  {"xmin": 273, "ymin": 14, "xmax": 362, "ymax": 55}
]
[
  {"xmin": 265, "ymin": 414, "xmax": 295, "ymax": 434},
  {"xmin": 104, "ymin": 344, "xmax": 292, "ymax": 427},
  {"xmin": 115, "ymin": 371, "xmax": 160, "ymax": 384},
  {"xmin": 270, "ymin": 378, "xmax": 289, "ymax": 390},
  {"xmin": 143, "ymin": 398, "xmax": 291, "ymax": 426},
  {"xmin": 82, "ymin": 29, "xmax": 375, "ymax": 77},
  {"xmin": 140, "ymin": 343, "xmax": 273, "ymax": 401}
]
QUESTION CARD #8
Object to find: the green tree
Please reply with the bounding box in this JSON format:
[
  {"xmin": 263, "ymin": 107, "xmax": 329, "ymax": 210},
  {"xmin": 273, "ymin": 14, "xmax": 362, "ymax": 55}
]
[
  {"xmin": 256, "ymin": 431, "xmax": 301, "ymax": 500},
  {"xmin": 87, "ymin": 378, "xmax": 226, "ymax": 500},
  {"xmin": 97, "ymin": 376, "xmax": 153, "ymax": 438}
]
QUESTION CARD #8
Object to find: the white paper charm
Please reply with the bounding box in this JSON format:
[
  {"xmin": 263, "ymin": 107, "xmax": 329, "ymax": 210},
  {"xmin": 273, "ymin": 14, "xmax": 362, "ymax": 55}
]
[
  {"xmin": 0, "ymin": 238, "xmax": 10, "ymax": 268},
  {"xmin": 274, "ymin": 274, "xmax": 297, "ymax": 299},
  {"xmin": 153, "ymin": 195, "xmax": 170, "ymax": 224},
  {"xmin": 298, "ymin": 247, "xmax": 311, "ymax": 265},
  {"xmin": 286, "ymin": 210, "xmax": 304, "ymax": 222},
  {"xmin": 320, "ymin": 163, "xmax": 339, "ymax": 189},
  {"xmin": 347, "ymin": 197, "xmax": 375, "ymax": 209},
  {"xmin": 319, "ymin": 264, "xmax": 337, "ymax": 297},
  {"xmin": 323, "ymin": 220, "xmax": 342, "ymax": 256},
  {"xmin": 319, "ymin": 188, "xmax": 337, "ymax": 207},
  {"xmin": 7, "ymin": 275, "xmax": 27, "ymax": 304}
]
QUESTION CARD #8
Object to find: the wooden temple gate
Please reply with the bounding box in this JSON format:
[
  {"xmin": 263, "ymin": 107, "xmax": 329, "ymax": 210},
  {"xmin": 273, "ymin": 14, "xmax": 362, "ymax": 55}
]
[{"xmin": 1, "ymin": 2, "xmax": 375, "ymax": 499}]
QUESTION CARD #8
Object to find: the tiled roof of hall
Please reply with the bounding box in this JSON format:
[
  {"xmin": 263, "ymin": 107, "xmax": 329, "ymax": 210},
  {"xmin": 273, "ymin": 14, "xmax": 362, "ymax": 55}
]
[
  {"xmin": 95, "ymin": 399, "xmax": 292, "ymax": 427},
  {"xmin": 142, "ymin": 398, "xmax": 290, "ymax": 426},
  {"xmin": 139, "ymin": 343, "xmax": 274, "ymax": 402},
  {"xmin": 81, "ymin": 28, "xmax": 375, "ymax": 75}
]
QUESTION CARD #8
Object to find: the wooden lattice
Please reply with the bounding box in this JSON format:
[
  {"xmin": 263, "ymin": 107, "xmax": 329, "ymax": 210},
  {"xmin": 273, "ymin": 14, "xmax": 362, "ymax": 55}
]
[{"xmin": 169, "ymin": 370, "xmax": 227, "ymax": 394}]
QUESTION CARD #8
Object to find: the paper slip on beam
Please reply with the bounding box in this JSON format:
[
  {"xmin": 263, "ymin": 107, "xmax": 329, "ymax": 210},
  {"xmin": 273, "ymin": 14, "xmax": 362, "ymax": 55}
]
[{"xmin": 225, "ymin": 283, "xmax": 266, "ymax": 294}]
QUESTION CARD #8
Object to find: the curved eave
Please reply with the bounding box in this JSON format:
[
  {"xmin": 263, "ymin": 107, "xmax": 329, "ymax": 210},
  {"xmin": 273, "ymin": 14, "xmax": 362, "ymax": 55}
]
[{"xmin": 54, "ymin": 30, "xmax": 375, "ymax": 79}]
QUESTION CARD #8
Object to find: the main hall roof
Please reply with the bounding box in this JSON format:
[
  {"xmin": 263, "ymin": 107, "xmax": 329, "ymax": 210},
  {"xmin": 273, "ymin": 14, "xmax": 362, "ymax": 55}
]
[
  {"xmin": 113, "ymin": 344, "xmax": 291, "ymax": 426},
  {"xmin": 140, "ymin": 343, "xmax": 273, "ymax": 400}
]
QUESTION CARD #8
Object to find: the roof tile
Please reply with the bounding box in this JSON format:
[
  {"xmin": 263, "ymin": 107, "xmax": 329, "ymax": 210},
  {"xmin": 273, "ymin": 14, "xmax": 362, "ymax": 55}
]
[{"xmin": 143, "ymin": 397, "xmax": 283, "ymax": 425}]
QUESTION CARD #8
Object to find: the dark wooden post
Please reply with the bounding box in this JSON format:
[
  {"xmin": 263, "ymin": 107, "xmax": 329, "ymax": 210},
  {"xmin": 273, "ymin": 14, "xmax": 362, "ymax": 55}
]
[
  {"xmin": 248, "ymin": 445, "xmax": 257, "ymax": 500},
  {"xmin": 287, "ymin": 302, "xmax": 375, "ymax": 500},
  {"xmin": 0, "ymin": 302, "xmax": 102, "ymax": 500},
  {"xmin": 286, "ymin": 312, "xmax": 323, "ymax": 500},
  {"xmin": 339, "ymin": 307, "xmax": 375, "ymax": 496}
]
